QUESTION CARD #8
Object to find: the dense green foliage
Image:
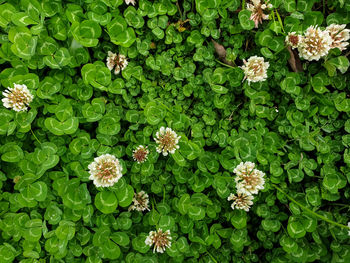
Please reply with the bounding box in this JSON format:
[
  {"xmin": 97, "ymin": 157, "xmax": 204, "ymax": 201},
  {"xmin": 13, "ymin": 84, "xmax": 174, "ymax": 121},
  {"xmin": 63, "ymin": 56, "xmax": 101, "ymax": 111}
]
[{"xmin": 1, "ymin": 0, "xmax": 350, "ymax": 262}]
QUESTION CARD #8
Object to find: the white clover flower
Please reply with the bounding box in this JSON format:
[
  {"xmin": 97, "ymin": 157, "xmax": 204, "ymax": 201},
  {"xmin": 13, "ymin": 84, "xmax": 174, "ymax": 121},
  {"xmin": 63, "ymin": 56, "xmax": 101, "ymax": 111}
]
[
  {"xmin": 240, "ymin": 56, "xmax": 269, "ymax": 84},
  {"xmin": 106, "ymin": 51, "xmax": 128, "ymax": 75},
  {"xmin": 246, "ymin": 0, "xmax": 272, "ymax": 28},
  {"xmin": 154, "ymin": 127, "xmax": 181, "ymax": 156},
  {"xmin": 128, "ymin": 191, "xmax": 150, "ymax": 212},
  {"xmin": 132, "ymin": 145, "xmax": 149, "ymax": 164},
  {"xmin": 298, "ymin": 26, "xmax": 332, "ymax": 61},
  {"xmin": 145, "ymin": 229, "xmax": 172, "ymax": 253},
  {"xmin": 2, "ymin": 83, "xmax": 33, "ymax": 112},
  {"xmin": 88, "ymin": 154, "xmax": 123, "ymax": 187},
  {"xmin": 348, "ymin": 222, "xmax": 350, "ymax": 236},
  {"xmin": 326, "ymin": 24, "xmax": 350, "ymax": 51},
  {"xmin": 125, "ymin": 0, "xmax": 136, "ymax": 5},
  {"xmin": 285, "ymin": 32, "xmax": 304, "ymax": 49},
  {"xmin": 227, "ymin": 192, "xmax": 254, "ymax": 212},
  {"xmin": 234, "ymin": 161, "xmax": 265, "ymax": 195}
]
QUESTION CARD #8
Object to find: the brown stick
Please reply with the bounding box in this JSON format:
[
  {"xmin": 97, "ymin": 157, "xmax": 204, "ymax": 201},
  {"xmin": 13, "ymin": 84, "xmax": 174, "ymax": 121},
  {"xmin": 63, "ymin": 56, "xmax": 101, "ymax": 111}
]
[{"xmin": 287, "ymin": 46, "xmax": 303, "ymax": 72}]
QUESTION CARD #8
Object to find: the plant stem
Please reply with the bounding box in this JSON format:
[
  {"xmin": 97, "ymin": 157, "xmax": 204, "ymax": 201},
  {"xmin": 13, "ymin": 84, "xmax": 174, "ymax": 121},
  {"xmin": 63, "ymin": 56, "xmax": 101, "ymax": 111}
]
[
  {"xmin": 31, "ymin": 128, "xmax": 42, "ymax": 144},
  {"xmin": 215, "ymin": 59, "xmax": 237, "ymax": 69},
  {"xmin": 323, "ymin": 0, "xmax": 326, "ymax": 15},
  {"xmin": 275, "ymin": 10, "xmax": 285, "ymax": 33},
  {"xmin": 156, "ymin": 99, "xmax": 174, "ymax": 114},
  {"xmin": 242, "ymin": 0, "xmax": 245, "ymax": 10},
  {"xmin": 272, "ymin": 184, "xmax": 349, "ymax": 230},
  {"xmin": 176, "ymin": 1, "xmax": 183, "ymax": 21},
  {"xmin": 206, "ymin": 251, "xmax": 218, "ymax": 263}
]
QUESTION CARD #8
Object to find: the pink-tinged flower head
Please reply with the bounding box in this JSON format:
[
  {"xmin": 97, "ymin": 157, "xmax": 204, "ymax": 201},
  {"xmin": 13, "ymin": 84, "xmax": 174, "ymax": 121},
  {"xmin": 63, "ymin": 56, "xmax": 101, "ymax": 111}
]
[
  {"xmin": 298, "ymin": 26, "xmax": 332, "ymax": 61},
  {"xmin": 240, "ymin": 56, "xmax": 269, "ymax": 84},
  {"xmin": 106, "ymin": 51, "xmax": 128, "ymax": 75},
  {"xmin": 227, "ymin": 192, "xmax": 254, "ymax": 212},
  {"xmin": 285, "ymin": 32, "xmax": 304, "ymax": 49},
  {"xmin": 128, "ymin": 191, "xmax": 150, "ymax": 212},
  {"xmin": 2, "ymin": 83, "xmax": 33, "ymax": 112},
  {"xmin": 145, "ymin": 229, "xmax": 172, "ymax": 253},
  {"xmin": 246, "ymin": 0, "xmax": 272, "ymax": 28},
  {"xmin": 234, "ymin": 161, "xmax": 265, "ymax": 195},
  {"xmin": 132, "ymin": 145, "xmax": 149, "ymax": 164},
  {"xmin": 154, "ymin": 127, "xmax": 181, "ymax": 156},
  {"xmin": 88, "ymin": 154, "xmax": 123, "ymax": 187},
  {"xmin": 326, "ymin": 24, "xmax": 350, "ymax": 51}
]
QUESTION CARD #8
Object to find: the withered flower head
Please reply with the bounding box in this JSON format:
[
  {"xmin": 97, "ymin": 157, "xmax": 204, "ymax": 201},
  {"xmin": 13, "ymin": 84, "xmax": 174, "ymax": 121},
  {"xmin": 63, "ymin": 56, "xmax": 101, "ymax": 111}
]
[
  {"xmin": 145, "ymin": 229, "xmax": 172, "ymax": 253},
  {"xmin": 246, "ymin": 0, "xmax": 273, "ymax": 28},
  {"xmin": 128, "ymin": 191, "xmax": 150, "ymax": 212}
]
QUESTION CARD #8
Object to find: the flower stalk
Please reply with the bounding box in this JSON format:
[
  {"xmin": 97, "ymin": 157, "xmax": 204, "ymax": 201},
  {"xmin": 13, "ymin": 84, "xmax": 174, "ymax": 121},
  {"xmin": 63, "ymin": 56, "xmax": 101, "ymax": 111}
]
[{"xmin": 272, "ymin": 184, "xmax": 349, "ymax": 230}]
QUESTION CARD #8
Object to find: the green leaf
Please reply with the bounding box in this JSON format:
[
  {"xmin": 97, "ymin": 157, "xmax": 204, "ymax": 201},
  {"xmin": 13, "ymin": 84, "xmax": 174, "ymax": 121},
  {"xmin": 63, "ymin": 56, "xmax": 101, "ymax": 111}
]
[
  {"xmin": 239, "ymin": 10, "xmax": 255, "ymax": 30},
  {"xmin": 95, "ymin": 191, "xmax": 118, "ymax": 214},
  {"xmin": 188, "ymin": 206, "xmax": 205, "ymax": 220},
  {"xmin": 115, "ymin": 185, "xmax": 134, "ymax": 207}
]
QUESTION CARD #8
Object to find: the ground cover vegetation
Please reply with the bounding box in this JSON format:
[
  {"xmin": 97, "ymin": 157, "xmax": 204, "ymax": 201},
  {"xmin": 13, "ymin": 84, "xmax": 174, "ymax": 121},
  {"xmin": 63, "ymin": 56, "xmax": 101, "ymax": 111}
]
[{"xmin": 0, "ymin": 0, "xmax": 350, "ymax": 262}]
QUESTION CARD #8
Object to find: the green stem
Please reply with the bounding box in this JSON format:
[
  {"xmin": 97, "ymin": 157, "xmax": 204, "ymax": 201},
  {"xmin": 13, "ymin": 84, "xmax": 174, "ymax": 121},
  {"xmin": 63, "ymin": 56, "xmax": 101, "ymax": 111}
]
[
  {"xmin": 176, "ymin": 1, "xmax": 183, "ymax": 21},
  {"xmin": 215, "ymin": 59, "xmax": 237, "ymax": 69},
  {"xmin": 242, "ymin": 0, "xmax": 245, "ymax": 10},
  {"xmin": 323, "ymin": 0, "xmax": 326, "ymax": 15},
  {"xmin": 206, "ymin": 251, "xmax": 218, "ymax": 263},
  {"xmin": 31, "ymin": 128, "xmax": 42, "ymax": 144},
  {"xmin": 272, "ymin": 184, "xmax": 349, "ymax": 230},
  {"xmin": 275, "ymin": 10, "xmax": 285, "ymax": 33},
  {"xmin": 156, "ymin": 99, "xmax": 174, "ymax": 114}
]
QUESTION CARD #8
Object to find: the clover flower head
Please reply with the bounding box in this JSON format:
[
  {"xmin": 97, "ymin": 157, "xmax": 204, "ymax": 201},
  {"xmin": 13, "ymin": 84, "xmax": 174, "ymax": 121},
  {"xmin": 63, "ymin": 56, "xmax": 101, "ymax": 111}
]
[
  {"xmin": 348, "ymin": 222, "xmax": 350, "ymax": 236},
  {"xmin": 240, "ymin": 56, "xmax": 269, "ymax": 84},
  {"xmin": 298, "ymin": 25, "xmax": 332, "ymax": 61},
  {"xmin": 88, "ymin": 154, "xmax": 123, "ymax": 187},
  {"xmin": 129, "ymin": 191, "xmax": 150, "ymax": 212},
  {"xmin": 234, "ymin": 161, "xmax": 265, "ymax": 195},
  {"xmin": 106, "ymin": 51, "xmax": 128, "ymax": 75},
  {"xmin": 145, "ymin": 229, "xmax": 172, "ymax": 253},
  {"xmin": 285, "ymin": 32, "xmax": 304, "ymax": 49},
  {"xmin": 2, "ymin": 83, "xmax": 33, "ymax": 112},
  {"xmin": 125, "ymin": 0, "xmax": 136, "ymax": 5},
  {"xmin": 246, "ymin": 0, "xmax": 272, "ymax": 28},
  {"xmin": 326, "ymin": 24, "xmax": 350, "ymax": 51},
  {"xmin": 154, "ymin": 127, "xmax": 181, "ymax": 156},
  {"xmin": 228, "ymin": 192, "xmax": 254, "ymax": 212},
  {"xmin": 132, "ymin": 145, "xmax": 149, "ymax": 164}
]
